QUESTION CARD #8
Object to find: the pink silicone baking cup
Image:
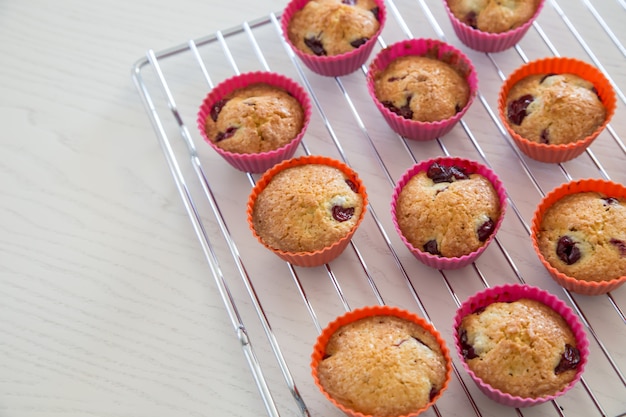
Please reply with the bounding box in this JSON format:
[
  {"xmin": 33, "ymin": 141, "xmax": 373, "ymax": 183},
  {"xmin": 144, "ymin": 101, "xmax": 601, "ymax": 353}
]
[
  {"xmin": 530, "ymin": 179, "xmax": 626, "ymax": 295},
  {"xmin": 366, "ymin": 38, "xmax": 478, "ymax": 141},
  {"xmin": 246, "ymin": 155, "xmax": 368, "ymax": 267},
  {"xmin": 197, "ymin": 71, "xmax": 312, "ymax": 173},
  {"xmin": 312, "ymin": 305, "xmax": 452, "ymax": 417},
  {"xmin": 443, "ymin": 0, "xmax": 545, "ymax": 52},
  {"xmin": 498, "ymin": 57, "xmax": 616, "ymax": 163},
  {"xmin": 390, "ymin": 156, "xmax": 507, "ymax": 269},
  {"xmin": 281, "ymin": 0, "xmax": 386, "ymax": 77},
  {"xmin": 453, "ymin": 284, "xmax": 589, "ymax": 407}
]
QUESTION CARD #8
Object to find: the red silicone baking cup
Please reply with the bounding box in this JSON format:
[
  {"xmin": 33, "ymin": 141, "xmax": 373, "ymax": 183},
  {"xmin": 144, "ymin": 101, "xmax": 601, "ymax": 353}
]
[
  {"xmin": 530, "ymin": 179, "xmax": 626, "ymax": 295},
  {"xmin": 366, "ymin": 38, "xmax": 478, "ymax": 141},
  {"xmin": 281, "ymin": 0, "xmax": 386, "ymax": 77},
  {"xmin": 197, "ymin": 71, "xmax": 312, "ymax": 173},
  {"xmin": 312, "ymin": 305, "xmax": 452, "ymax": 417},
  {"xmin": 443, "ymin": 0, "xmax": 545, "ymax": 52},
  {"xmin": 246, "ymin": 155, "xmax": 368, "ymax": 267},
  {"xmin": 390, "ymin": 156, "xmax": 507, "ymax": 269},
  {"xmin": 498, "ymin": 57, "xmax": 616, "ymax": 163},
  {"xmin": 453, "ymin": 284, "xmax": 589, "ymax": 407}
]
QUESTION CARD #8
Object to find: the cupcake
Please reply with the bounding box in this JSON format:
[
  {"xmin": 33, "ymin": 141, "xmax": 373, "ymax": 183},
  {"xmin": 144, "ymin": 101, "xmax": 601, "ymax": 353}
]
[
  {"xmin": 281, "ymin": 0, "xmax": 386, "ymax": 77},
  {"xmin": 312, "ymin": 305, "xmax": 452, "ymax": 417},
  {"xmin": 246, "ymin": 155, "xmax": 367, "ymax": 267},
  {"xmin": 498, "ymin": 57, "xmax": 616, "ymax": 163},
  {"xmin": 197, "ymin": 71, "xmax": 312, "ymax": 173},
  {"xmin": 366, "ymin": 39, "xmax": 478, "ymax": 141},
  {"xmin": 531, "ymin": 179, "xmax": 626, "ymax": 295},
  {"xmin": 453, "ymin": 284, "xmax": 589, "ymax": 407},
  {"xmin": 391, "ymin": 157, "xmax": 507, "ymax": 269},
  {"xmin": 443, "ymin": 0, "xmax": 545, "ymax": 52}
]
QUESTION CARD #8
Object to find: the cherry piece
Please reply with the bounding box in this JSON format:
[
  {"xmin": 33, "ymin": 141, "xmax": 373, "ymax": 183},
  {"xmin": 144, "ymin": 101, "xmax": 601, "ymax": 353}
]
[
  {"xmin": 477, "ymin": 218, "xmax": 495, "ymax": 242},
  {"xmin": 429, "ymin": 386, "xmax": 439, "ymax": 401},
  {"xmin": 610, "ymin": 238, "xmax": 626, "ymax": 257},
  {"xmin": 371, "ymin": 6, "xmax": 380, "ymax": 21},
  {"xmin": 332, "ymin": 206, "xmax": 355, "ymax": 222},
  {"xmin": 539, "ymin": 73, "xmax": 556, "ymax": 83},
  {"xmin": 341, "ymin": 0, "xmax": 356, "ymax": 4},
  {"xmin": 426, "ymin": 162, "xmax": 468, "ymax": 183},
  {"xmin": 350, "ymin": 37, "xmax": 369, "ymax": 49},
  {"xmin": 507, "ymin": 94, "xmax": 534, "ymax": 125},
  {"xmin": 556, "ymin": 235, "xmax": 581, "ymax": 265},
  {"xmin": 345, "ymin": 179, "xmax": 358, "ymax": 193},
  {"xmin": 423, "ymin": 239, "xmax": 440, "ymax": 256},
  {"xmin": 540, "ymin": 128, "xmax": 550, "ymax": 144},
  {"xmin": 554, "ymin": 344, "xmax": 581, "ymax": 374},
  {"xmin": 465, "ymin": 11, "xmax": 478, "ymax": 28},
  {"xmin": 602, "ymin": 197, "xmax": 619, "ymax": 206},
  {"xmin": 381, "ymin": 100, "xmax": 413, "ymax": 120},
  {"xmin": 210, "ymin": 99, "xmax": 228, "ymax": 122},
  {"xmin": 304, "ymin": 36, "xmax": 326, "ymax": 56},
  {"xmin": 459, "ymin": 329, "xmax": 478, "ymax": 360},
  {"xmin": 215, "ymin": 126, "xmax": 238, "ymax": 142}
]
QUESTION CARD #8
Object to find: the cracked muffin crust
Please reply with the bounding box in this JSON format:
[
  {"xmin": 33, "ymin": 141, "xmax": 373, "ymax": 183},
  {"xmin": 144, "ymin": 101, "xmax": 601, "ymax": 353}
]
[
  {"xmin": 204, "ymin": 82, "xmax": 305, "ymax": 154},
  {"xmin": 458, "ymin": 298, "xmax": 581, "ymax": 398},
  {"xmin": 537, "ymin": 191, "xmax": 626, "ymax": 282},
  {"xmin": 251, "ymin": 163, "xmax": 364, "ymax": 253},
  {"xmin": 447, "ymin": 0, "xmax": 540, "ymax": 33},
  {"xmin": 395, "ymin": 162, "xmax": 501, "ymax": 258},
  {"xmin": 317, "ymin": 315, "xmax": 448, "ymax": 417},
  {"xmin": 505, "ymin": 73, "xmax": 606, "ymax": 145},
  {"xmin": 373, "ymin": 55, "xmax": 470, "ymax": 123},
  {"xmin": 287, "ymin": 0, "xmax": 381, "ymax": 57}
]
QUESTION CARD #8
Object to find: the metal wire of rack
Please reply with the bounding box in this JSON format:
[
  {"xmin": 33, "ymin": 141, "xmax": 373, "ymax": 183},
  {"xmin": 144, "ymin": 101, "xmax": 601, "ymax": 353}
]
[{"xmin": 132, "ymin": 0, "xmax": 626, "ymax": 416}]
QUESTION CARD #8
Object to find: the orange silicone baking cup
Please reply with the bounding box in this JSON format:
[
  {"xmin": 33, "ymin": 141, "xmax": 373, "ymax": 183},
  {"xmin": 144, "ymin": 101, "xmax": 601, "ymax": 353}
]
[
  {"xmin": 530, "ymin": 179, "xmax": 626, "ymax": 295},
  {"xmin": 498, "ymin": 57, "xmax": 616, "ymax": 163},
  {"xmin": 311, "ymin": 305, "xmax": 452, "ymax": 417},
  {"xmin": 246, "ymin": 155, "xmax": 368, "ymax": 267}
]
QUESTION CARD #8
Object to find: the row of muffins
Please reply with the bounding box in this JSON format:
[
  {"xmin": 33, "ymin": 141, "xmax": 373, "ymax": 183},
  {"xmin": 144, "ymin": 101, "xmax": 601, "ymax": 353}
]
[{"xmin": 311, "ymin": 283, "xmax": 590, "ymax": 416}]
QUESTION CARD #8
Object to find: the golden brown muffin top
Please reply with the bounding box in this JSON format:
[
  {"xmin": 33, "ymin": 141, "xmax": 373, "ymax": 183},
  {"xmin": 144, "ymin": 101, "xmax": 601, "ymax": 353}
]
[
  {"xmin": 458, "ymin": 298, "xmax": 580, "ymax": 398},
  {"xmin": 537, "ymin": 191, "xmax": 626, "ymax": 282},
  {"xmin": 318, "ymin": 315, "xmax": 447, "ymax": 417},
  {"xmin": 505, "ymin": 73, "xmax": 606, "ymax": 145},
  {"xmin": 204, "ymin": 83, "xmax": 304, "ymax": 154},
  {"xmin": 287, "ymin": 0, "xmax": 380, "ymax": 56},
  {"xmin": 252, "ymin": 163, "xmax": 363, "ymax": 253},
  {"xmin": 396, "ymin": 163, "xmax": 500, "ymax": 258},
  {"xmin": 448, "ymin": 0, "xmax": 540, "ymax": 33},
  {"xmin": 374, "ymin": 55, "xmax": 470, "ymax": 123}
]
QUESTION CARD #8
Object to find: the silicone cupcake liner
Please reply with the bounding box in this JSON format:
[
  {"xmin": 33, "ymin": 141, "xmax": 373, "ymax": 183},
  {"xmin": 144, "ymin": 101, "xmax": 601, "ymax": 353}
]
[
  {"xmin": 312, "ymin": 305, "xmax": 452, "ymax": 417},
  {"xmin": 197, "ymin": 71, "xmax": 312, "ymax": 173},
  {"xmin": 246, "ymin": 155, "xmax": 368, "ymax": 267},
  {"xmin": 390, "ymin": 156, "xmax": 507, "ymax": 269},
  {"xmin": 366, "ymin": 38, "xmax": 478, "ymax": 141},
  {"xmin": 498, "ymin": 57, "xmax": 616, "ymax": 163},
  {"xmin": 443, "ymin": 0, "xmax": 545, "ymax": 53},
  {"xmin": 281, "ymin": 0, "xmax": 386, "ymax": 77},
  {"xmin": 530, "ymin": 179, "xmax": 626, "ymax": 295}
]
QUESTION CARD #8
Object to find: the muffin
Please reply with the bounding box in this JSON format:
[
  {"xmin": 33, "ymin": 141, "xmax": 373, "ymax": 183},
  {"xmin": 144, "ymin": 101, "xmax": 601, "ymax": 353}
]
[
  {"xmin": 197, "ymin": 71, "xmax": 312, "ymax": 173},
  {"xmin": 281, "ymin": 0, "xmax": 386, "ymax": 76},
  {"xmin": 453, "ymin": 284, "xmax": 589, "ymax": 407},
  {"xmin": 367, "ymin": 39, "xmax": 477, "ymax": 141},
  {"xmin": 391, "ymin": 157, "xmax": 506, "ymax": 269},
  {"xmin": 247, "ymin": 155, "xmax": 367, "ymax": 267},
  {"xmin": 373, "ymin": 55, "xmax": 470, "ymax": 123},
  {"xmin": 531, "ymin": 179, "xmax": 626, "ymax": 295},
  {"xmin": 505, "ymin": 73, "xmax": 606, "ymax": 146},
  {"xmin": 312, "ymin": 306, "xmax": 452, "ymax": 417},
  {"xmin": 498, "ymin": 57, "xmax": 616, "ymax": 163},
  {"xmin": 443, "ymin": 0, "xmax": 545, "ymax": 52},
  {"xmin": 204, "ymin": 83, "xmax": 304, "ymax": 153},
  {"xmin": 447, "ymin": 0, "xmax": 540, "ymax": 34}
]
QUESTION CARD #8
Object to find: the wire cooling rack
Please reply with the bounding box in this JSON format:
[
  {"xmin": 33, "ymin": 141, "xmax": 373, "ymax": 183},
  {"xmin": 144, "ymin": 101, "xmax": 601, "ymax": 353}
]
[{"xmin": 132, "ymin": 0, "xmax": 626, "ymax": 415}]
